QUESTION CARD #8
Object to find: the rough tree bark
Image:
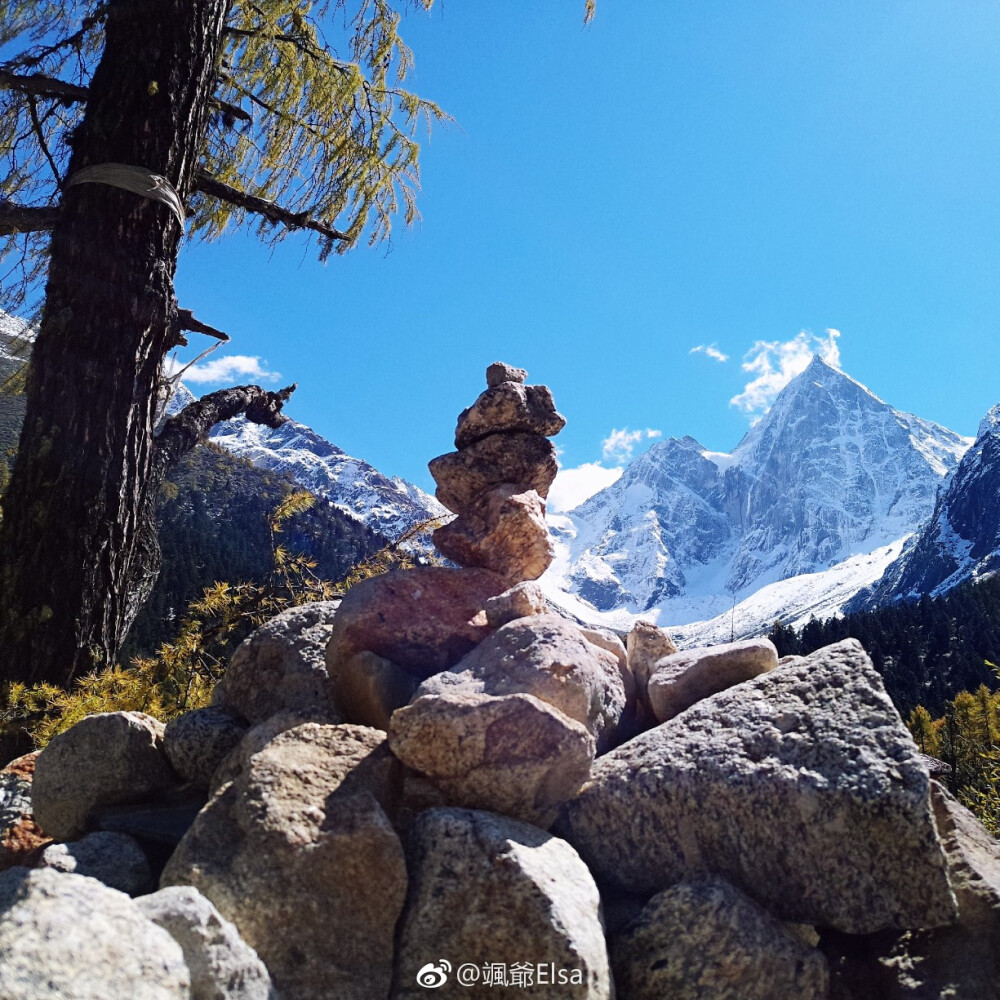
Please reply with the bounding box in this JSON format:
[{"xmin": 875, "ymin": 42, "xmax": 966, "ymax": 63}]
[{"xmin": 0, "ymin": 0, "xmax": 235, "ymax": 686}]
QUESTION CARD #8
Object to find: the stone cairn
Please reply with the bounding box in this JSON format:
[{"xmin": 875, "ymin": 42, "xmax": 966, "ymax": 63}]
[
  {"xmin": 429, "ymin": 360, "xmax": 564, "ymax": 586},
  {"xmin": 0, "ymin": 363, "xmax": 997, "ymax": 1000}
]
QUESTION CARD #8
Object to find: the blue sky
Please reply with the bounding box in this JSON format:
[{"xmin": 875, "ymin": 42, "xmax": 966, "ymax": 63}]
[{"xmin": 174, "ymin": 1, "xmax": 1000, "ymax": 509}]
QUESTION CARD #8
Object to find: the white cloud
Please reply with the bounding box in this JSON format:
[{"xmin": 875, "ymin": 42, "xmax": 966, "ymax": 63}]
[
  {"xmin": 168, "ymin": 354, "xmax": 281, "ymax": 385},
  {"xmin": 548, "ymin": 462, "xmax": 623, "ymax": 513},
  {"xmin": 601, "ymin": 427, "xmax": 662, "ymax": 463},
  {"xmin": 690, "ymin": 343, "xmax": 729, "ymax": 363},
  {"xmin": 729, "ymin": 328, "xmax": 841, "ymax": 417}
]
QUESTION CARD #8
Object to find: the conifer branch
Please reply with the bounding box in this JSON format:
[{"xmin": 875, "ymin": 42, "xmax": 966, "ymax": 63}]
[
  {"xmin": 0, "ymin": 203, "xmax": 60, "ymax": 235},
  {"xmin": 223, "ymin": 25, "xmax": 331, "ymax": 63},
  {"xmin": 194, "ymin": 171, "xmax": 350, "ymax": 242},
  {"xmin": 6, "ymin": 6, "xmax": 109, "ymax": 72},
  {"xmin": 153, "ymin": 383, "xmax": 297, "ymax": 478},
  {"xmin": 210, "ymin": 97, "xmax": 252, "ymax": 125},
  {"xmin": 0, "ymin": 69, "xmax": 88, "ymax": 103},
  {"xmin": 173, "ymin": 308, "xmax": 230, "ymax": 343},
  {"xmin": 26, "ymin": 95, "xmax": 63, "ymax": 188}
]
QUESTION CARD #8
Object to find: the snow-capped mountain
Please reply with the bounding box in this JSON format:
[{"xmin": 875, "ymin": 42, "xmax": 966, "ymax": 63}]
[
  {"xmin": 851, "ymin": 404, "xmax": 1000, "ymax": 608},
  {"xmin": 167, "ymin": 382, "xmax": 446, "ymax": 539},
  {"xmin": 542, "ymin": 356, "xmax": 972, "ymax": 640},
  {"xmin": 0, "ymin": 311, "xmax": 31, "ymax": 363},
  {"xmin": 210, "ymin": 416, "xmax": 446, "ymax": 539}
]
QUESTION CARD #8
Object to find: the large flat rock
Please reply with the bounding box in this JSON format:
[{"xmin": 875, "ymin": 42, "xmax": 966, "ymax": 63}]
[
  {"xmin": 557, "ymin": 639, "xmax": 957, "ymax": 934},
  {"xmin": 325, "ymin": 566, "xmax": 505, "ymax": 679},
  {"xmin": 429, "ymin": 432, "xmax": 558, "ymax": 514}
]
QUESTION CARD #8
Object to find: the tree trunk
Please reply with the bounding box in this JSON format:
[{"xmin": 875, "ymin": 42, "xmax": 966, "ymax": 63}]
[
  {"xmin": 0, "ymin": 0, "xmax": 231, "ymax": 686},
  {"xmin": 124, "ymin": 383, "xmax": 296, "ymax": 639}
]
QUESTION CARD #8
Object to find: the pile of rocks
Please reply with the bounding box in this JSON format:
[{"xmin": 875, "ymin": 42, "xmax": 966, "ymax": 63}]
[
  {"xmin": 1, "ymin": 363, "xmax": 998, "ymax": 1000},
  {"xmin": 429, "ymin": 361, "xmax": 563, "ymax": 584}
]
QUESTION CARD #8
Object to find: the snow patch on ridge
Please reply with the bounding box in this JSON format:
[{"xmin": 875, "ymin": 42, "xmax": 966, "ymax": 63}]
[
  {"xmin": 209, "ymin": 415, "xmax": 446, "ymax": 539},
  {"xmin": 165, "ymin": 379, "xmax": 445, "ymax": 541}
]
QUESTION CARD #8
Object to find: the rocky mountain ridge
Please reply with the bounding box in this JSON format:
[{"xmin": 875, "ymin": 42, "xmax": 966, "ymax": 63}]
[
  {"xmin": 166, "ymin": 381, "xmax": 446, "ymax": 541},
  {"xmin": 542, "ymin": 356, "xmax": 973, "ymax": 640},
  {"xmin": 850, "ymin": 403, "xmax": 1000, "ymax": 612}
]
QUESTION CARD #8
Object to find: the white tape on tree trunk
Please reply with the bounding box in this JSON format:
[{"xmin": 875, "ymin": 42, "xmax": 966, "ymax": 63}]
[{"xmin": 66, "ymin": 163, "xmax": 186, "ymax": 227}]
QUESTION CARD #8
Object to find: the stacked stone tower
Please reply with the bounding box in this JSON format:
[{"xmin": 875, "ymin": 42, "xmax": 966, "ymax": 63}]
[{"xmin": 428, "ymin": 361, "xmax": 565, "ymax": 585}]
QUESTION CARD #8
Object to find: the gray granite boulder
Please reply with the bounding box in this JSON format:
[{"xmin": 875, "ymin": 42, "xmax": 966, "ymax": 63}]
[
  {"xmin": 138, "ymin": 885, "xmax": 274, "ymax": 1000},
  {"xmin": 163, "ymin": 723, "xmax": 407, "ymax": 1000},
  {"xmin": 212, "ymin": 600, "xmax": 341, "ymax": 724},
  {"xmin": 331, "ymin": 650, "xmax": 420, "ymax": 730},
  {"xmin": 612, "ymin": 878, "xmax": 829, "ymax": 1000},
  {"xmin": 925, "ymin": 781, "xmax": 1000, "ymax": 991},
  {"xmin": 625, "ymin": 620, "xmax": 677, "ymax": 712},
  {"xmin": 208, "ymin": 706, "xmax": 341, "ymax": 794},
  {"xmin": 32, "ymin": 712, "xmax": 181, "ymax": 840},
  {"xmin": 388, "ymin": 691, "xmax": 595, "ymax": 828},
  {"xmin": 38, "ymin": 830, "xmax": 153, "ymax": 895},
  {"xmin": 580, "ymin": 625, "xmax": 627, "ymax": 673},
  {"xmin": 164, "ymin": 706, "xmax": 248, "ymax": 789},
  {"xmin": 557, "ymin": 640, "xmax": 957, "ymax": 934},
  {"xmin": 829, "ymin": 782, "xmax": 1000, "ymax": 999},
  {"xmin": 647, "ymin": 637, "xmax": 779, "ymax": 722},
  {"xmin": 0, "ymin": 867, "xmax": 189, "ymax": 999},
  {"xmin": 393, "ymin": 808, "xmax": 612, "ymax": 999},
  {"xmin": 0, "ymin": 752, "xmax": 34, "ymax": 834},
  {"xmin": 413, "ymin": 614, "xmax": 627, "ymax": 752}
]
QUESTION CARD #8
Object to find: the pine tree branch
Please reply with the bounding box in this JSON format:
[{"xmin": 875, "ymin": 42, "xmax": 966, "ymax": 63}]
[
  {"xmin": 223, "ymin": 25, "xmax": 327, "ymax": 61},
  {"xmin": 6, "ymin": 5, "xmax": 109, "ymax": 72},
  {"xmin": 0, "ymin": 203, "xmax": 60, "ymax": 235},
  {"xmin": 194, "ymin": 171, "xmax": 349, "ymax": 242},
  {"xmin": 0, "ymin": 69, "xmax": 88, "ymax": 103},
  {"xmin": 209, "ymin": 97, "xmax": 252, "ymax": 124},
  {"xmin": 174, "ymin": 309, "xmax": 230, "ymax": 343},
  {"xmin": 26, "ymin": 95, "xmax": 64, "ymax": 189},
  {"xmin": 153, "ymin": 383, "xmax": 297, "ymax": 478}
]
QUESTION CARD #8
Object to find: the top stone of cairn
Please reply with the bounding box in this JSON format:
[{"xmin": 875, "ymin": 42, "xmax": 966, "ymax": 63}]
[{"xmin": 486, "ymin": 362, "xmax": 527, "ymax": 388}]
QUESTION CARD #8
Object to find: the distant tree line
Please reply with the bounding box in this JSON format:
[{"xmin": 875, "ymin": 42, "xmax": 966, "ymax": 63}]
[
  {"xmin": 769, "ymin": 576, "xmax": 1000, "ymax": 718},
  {"xmin": 124, "ymin": 442, "xmax": 384, "ymax": 658},
  {"xmin": 908, "ymin": 682, "xmax": 1000, "ymax": 834},
  {"xmin": 769, "ymin": 577, "xmax": 1000, "ymax": 833}
]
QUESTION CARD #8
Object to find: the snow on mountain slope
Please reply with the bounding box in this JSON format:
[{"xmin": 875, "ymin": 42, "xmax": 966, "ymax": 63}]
[
  {"xmin": 210, "ymin": 416, "xmax": 446, "ymax": 539},
  {"xmin": 852, "ymin": 403, "xmax": 1000, "ymax": 608},
  {"xmin": 0, "ymin": 311, "xmax": 31, "ymax": 364},
  {"xmin": 541, "ymin": 356, "xmax": 972, "ymax": 638},
  {"xmin": 167, "ymin": 381, "xmax": 445, "ymax": 539}
]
